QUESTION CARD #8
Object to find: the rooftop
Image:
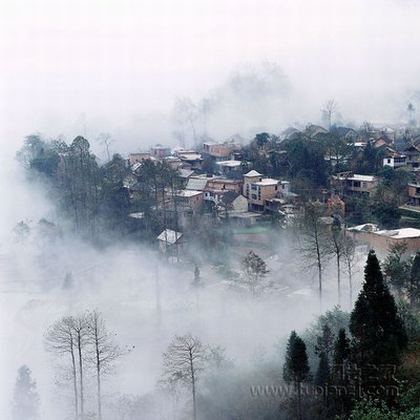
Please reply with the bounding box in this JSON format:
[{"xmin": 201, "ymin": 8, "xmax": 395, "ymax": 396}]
[
  {"xmin": 376, "ymin": 228, "xmax": 420, "ymax": 239},
  {"xmin": 186, "ymin": 178, "xmax": 208, "ymax": 191},
  {"xmin": 176, "ymin": 189, "xmax": 203, "ymax": 197},
  {"xmin": 157, "ymin": 229, "xmax": 183, "ymax": 244},
  {"xmin": 244, "ymin": 170, "xmax": 262, "ymax": 177},
  {"xmin": 254, "ymin": 178, "xmax": 279, "ymax": 186},
  {"xmin": 336, "ymin": 173, "xmax": 376, "ymax": 182},
  {"xmin": 178, "ymin": 153, "xmax": 202, "ymax": 161},
  {"xmin": 350, "ymin": 174, "xmax": 377, "ymax": 182},
  {"xmin": 216, "ymin": 160, "xmax": 242, "ymax": 168}
]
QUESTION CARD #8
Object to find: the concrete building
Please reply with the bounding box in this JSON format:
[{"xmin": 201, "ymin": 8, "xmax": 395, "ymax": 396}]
[
  {"xmin": 408, "ymin": 182, "xmax": 420, "ymax": 206},
  {"xmin": 383, "ymin": 151, "xmax": 407, "ymax": 169},
  {"xmin": 151, "ymin": 145, "xmax": 171, "ymax": 159},
  {"xmin": 175, "ymin": 190, "xmax": 204, "ymax": 212},
  {"xmin": 347, "ymin": 224, "xmax": 420, "ymax": 255},
  {"xmin": 202, "ymin": 142, "xmax": 240, "ymax": 160},
  {"xmin": 243, "ymin": 170, "xmax": 281, "ymax": 212},
  {"xmin": 216, "ymin": 160, "xmax": 242, "ymax": 177},
  {"xmin": 404, "ymin": 144, "xmax": 420, "ymax": 170},
  {"xmin": 332, "ymin": 172, "xmax": 379, "ymax": 197}
]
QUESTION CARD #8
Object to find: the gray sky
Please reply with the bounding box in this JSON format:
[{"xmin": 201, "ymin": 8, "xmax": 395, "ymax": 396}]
[{"xmin": 1, "ymin": 0, "xmax": 420, "ymax": 148}]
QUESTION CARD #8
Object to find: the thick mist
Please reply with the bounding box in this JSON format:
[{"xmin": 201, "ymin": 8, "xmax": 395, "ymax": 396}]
[
  {"xmin": 0, "ymin": 0, "xmax": 417, "ymax": 418},
  {"xmin": 0, "ymin": 151, "xmax": 365, "ymax": 418},
  {"xmin": 2, "ymin": 0, "xmax": 420, "ymax": 147}
]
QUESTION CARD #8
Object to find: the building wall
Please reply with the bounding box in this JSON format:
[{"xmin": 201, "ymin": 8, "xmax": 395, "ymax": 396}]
[
  {"xmin": 347, "ymin": 230, "xmax": 420, "ymax": 255},
  {"xmin": 203, "ymin": 143, "xmax": 232, "ymax": 158},
  {"xmin": 408, "ymin": 184, "xmax": 420, "ymax": 206},
  {"xmin": 333, "ymin": 178, "xmax": 378, "ymax": 196},
  {"xmin": 247, "ymin": 184, "xmax": 279, "ymax": 206},
  {"xmin": 231, "ymin": 195, "xmax": 249, "ymax": 212},
  {"xmin": 207, "ymin": 179, "xmax": 242, "ymax": 193},
  {"xmin": 176, "ymin": 193, "xmax": 204, "ymax": 211}
]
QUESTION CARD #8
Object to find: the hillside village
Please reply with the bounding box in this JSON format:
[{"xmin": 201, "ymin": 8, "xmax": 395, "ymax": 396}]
[
  {"xmin": 122, "ymin": 123, "xmax": 420, "ymax": 258},
  {"xmin": 12, "ymin": 114, "xmax": 420, "ymax": 420}
]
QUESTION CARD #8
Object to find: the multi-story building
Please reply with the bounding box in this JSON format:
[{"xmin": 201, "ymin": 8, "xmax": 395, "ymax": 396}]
[
  {"xmin": 151, "ymin": 145, "xmax": 171, "ymax": 159},
  {"xmin": 174, "ymin": 190, "xmax": 204, "ymax": 212},
  {"xmin": 383, "ymin": 150, "xmax": 407, "ymax": 169},
  {"xmin": 243, "ymin": 170, "xmax": 282, "ymax": 212},
  {"xmin": 202, "ymin": 142, "xmax": 240, "ymax": 161},
  {"xmin": 404, "ymin": 144, "xmax": 420, "ymax": 170},
  {"xmin": 332, "ymin": 172, "xmax": 379, "ymax": 197},
  {"xmin": 408, "ymin": 182, "xmax": 420, "ymax": 206}
]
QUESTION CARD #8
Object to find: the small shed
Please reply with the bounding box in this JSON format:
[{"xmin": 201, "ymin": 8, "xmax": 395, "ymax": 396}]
[{"xmin": 157, "ymin": 229, "xmax": 183, "ymax": 254}]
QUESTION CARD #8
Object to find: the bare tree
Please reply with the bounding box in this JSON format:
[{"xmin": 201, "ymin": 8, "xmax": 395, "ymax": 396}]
[
  {"xmin": 45, "ymin": 316, "xmax": 79, "ymax": 420},
  {"xmin": 161, "ymin": 334, "xmax": 209, "ymax": 420},
  {"xmin": 173, "ymin": 97, "xmax": 198, "ymax": 146},
  {"xmin": 297, "ymin": 202, "xmax": 329, "ymax": 310},
  {"xmin": 86, "ymin": 310, "xmax": 122, "ymax": 420},
  {"xmin": 327, "ymin": 221, "xmax": 345, "ymax": 306},
  {"xmin": 72, "ymin": 314, "xmax": 89, "ymax": 420},
  {"xmin": 342, "ymin": 235, "xmax": 356, "ymax": 308},
  {"xmin": 97, "ymin": 132, "xmax": 113, "ymax": 162},
  {"xmin": 322, "ymin": 99, "xmax": 337, "ymax": 130}
]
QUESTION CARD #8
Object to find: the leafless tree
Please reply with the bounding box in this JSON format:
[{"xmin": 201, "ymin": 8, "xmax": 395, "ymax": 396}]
[
  {"xmin": 327, "ymin": 222, "xmax": 345, "ymax": 306},
  {"xmin": 173, "ymin": 97, "xmax": 198, "ymax": 146},
  {"xmin": 161, "ymin": 334, "xmax": 209, "ymax": 420},
  {"xmin": 72, "ymin": 314, "xmax": 89, "ymax": 420},
  {"xmin": 86, "ymin": 310, "xmax": 122, "ymax": 420},
  {"xmin": 342, "ymin": 235, "xmax": 357, "ymax": 308},
  {"xmin": 45, "ymin": 316, "xmax": 79, "ymax": 420},
  {"xmin": 297, "ymin": 202, "xmax": 330, "ymax": 310},
  {"xmin": 97, "ymin": 132, "xmax": 113, "ymax": 162},
  {"xmin": 322, "ymin": 99, "xmax": 337, "ymax": 130}
]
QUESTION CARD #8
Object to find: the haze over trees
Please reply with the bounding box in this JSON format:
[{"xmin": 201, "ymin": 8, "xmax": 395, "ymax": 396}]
[
  {"xmin": 45, "ymin": 311, "xmax": 124, "ymax": 420},
  {"xmin": 160, "ymin": 334, "xmax": 210, "ymax": 420},
  {"xmin": 12, "ymin": 365, "xmax": 39, "ymax": 420},
  {"xmin": 11, "ymin": 122, "xmax": 420, "ymax": 420}
]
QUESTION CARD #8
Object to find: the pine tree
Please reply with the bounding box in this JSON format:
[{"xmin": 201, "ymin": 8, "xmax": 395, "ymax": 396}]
[
  {"xmin": 409, "ymin": 252, "xmax": 420, "ymax": 308},
  {"xmin": 12, "ymin": 365, "xmax": 39, "ymax": 420},
  {"xmin": 331, "ymin": 329, "xmax": 351, "ymax": 416},
  {"xmin": 315, "ymin": 324, "xmax": 335, "ymax": 364},
  {"xmin": 350, "ymin": 250, "xmax": 407, "ymax": 366},
  {"xmin": 315, "ymin": 352, "xmax": 330, "ymax": 386},
  {"xmin": 333, "ymin": 328, "xmax": 350, "ymax": 366},
  {"xmin": 283, "ymin": 331, "xmax": 310, "ymax": 420}
]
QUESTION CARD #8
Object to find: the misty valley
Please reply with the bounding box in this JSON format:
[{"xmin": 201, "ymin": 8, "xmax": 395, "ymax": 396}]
[
  {"xmin": 2, "ymin": 1, "xmax": 420, "ymax": 419},
  {"xmin": 1, "ymin": 126, "xmax": 419, "ymax": 420}
]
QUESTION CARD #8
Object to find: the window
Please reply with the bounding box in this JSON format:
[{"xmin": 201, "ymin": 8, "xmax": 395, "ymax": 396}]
[{"xmin": 251, "ymin": 194, "xmax": 257, "ymax": 200}]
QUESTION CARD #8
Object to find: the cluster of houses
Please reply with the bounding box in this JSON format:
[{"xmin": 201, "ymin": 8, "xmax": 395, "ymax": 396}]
[
  {"xmin": 125, "ymin": 124, "xmax": 420, "ymax": 256},
  {"xmin": 127, "ymin": 141, "xmax": 298, "ymax": 229}
]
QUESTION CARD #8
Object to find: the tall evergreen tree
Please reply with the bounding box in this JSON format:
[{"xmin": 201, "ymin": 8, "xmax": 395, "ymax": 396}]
[
  {"xmin": 315, "ymin": 352, "xmax": 330, "ymax": 387},
  {"xmin": 350, "ymin": 250, "xmax": 407, "ymax": 366},
  {"xmin": 315, "ymin": 324, "xmax": 335, "ymax": 364},
  {"xmin": 12, "ymin": 365, "xmax": 39, "ymax": 420},
  {"xmin": 333, "ymin": 328, "xmax": 350, "ymax": 366},
  {"xmin": 331, "ymin": 328, "xmax": 351, "ymax": 416},
  {"xmin": 283, "ymin": 331, "xmax": 310, "ymax": 420}
]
